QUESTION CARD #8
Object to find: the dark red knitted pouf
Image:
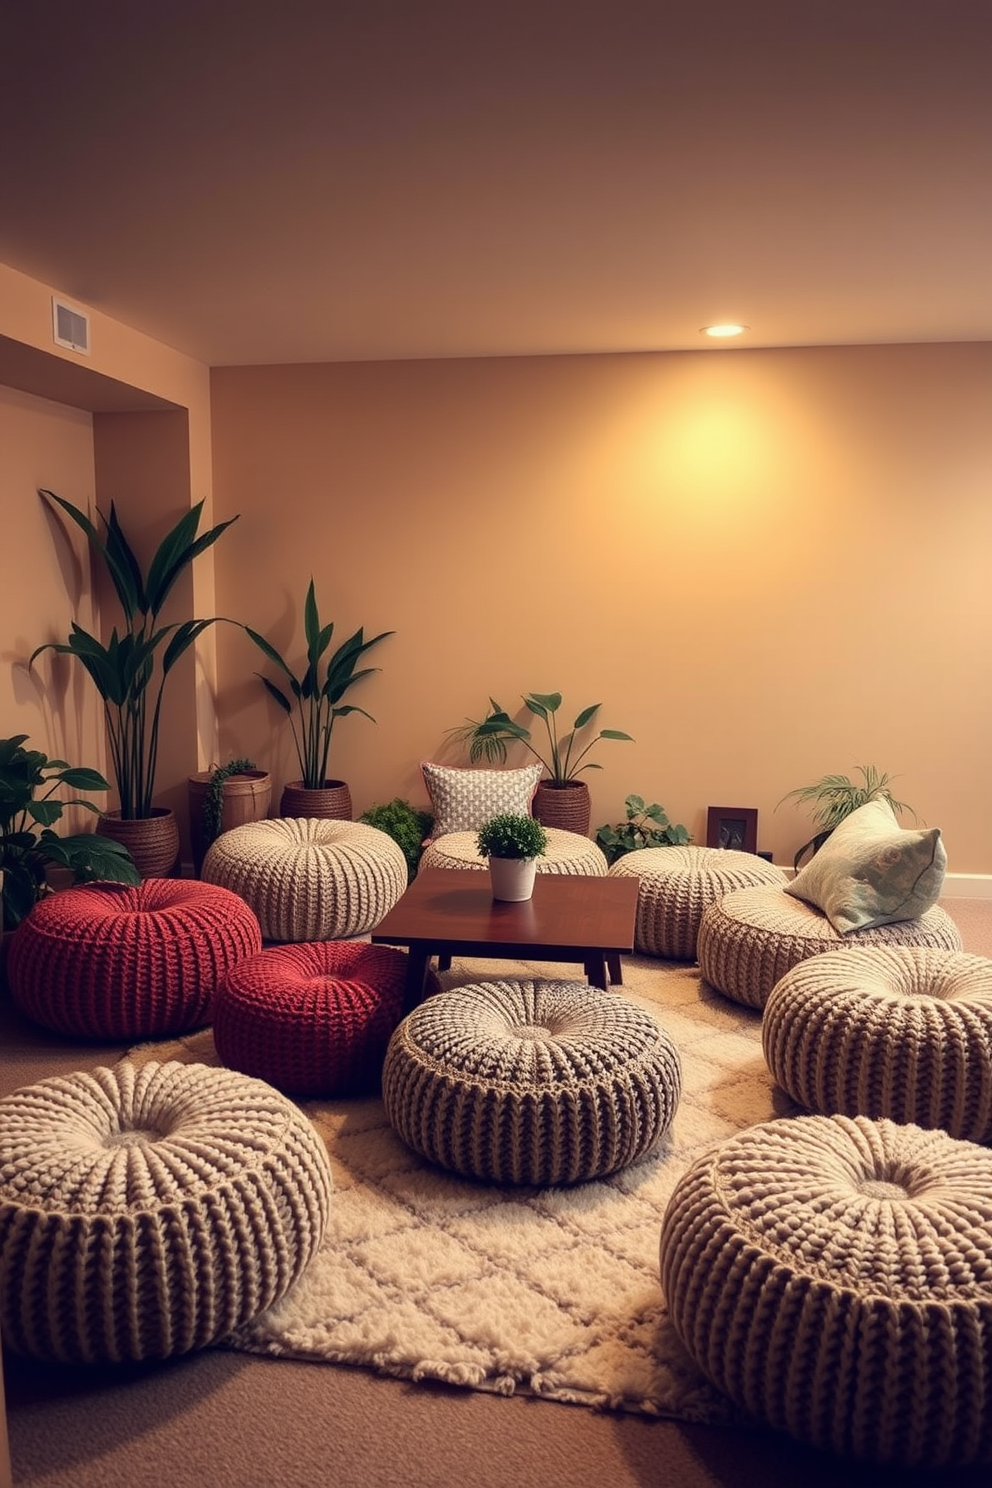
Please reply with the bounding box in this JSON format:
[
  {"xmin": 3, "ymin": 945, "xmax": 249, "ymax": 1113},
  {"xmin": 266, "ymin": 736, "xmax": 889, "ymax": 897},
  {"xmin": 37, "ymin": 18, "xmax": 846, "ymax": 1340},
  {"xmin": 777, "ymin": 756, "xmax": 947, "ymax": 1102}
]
[
  {"xmin": 213, "ymin": 941, "xmax": 412, "ymax": 1096},
  {"xmin": 7, "ymin": 879, "xmax": 262, "ymax": 1040}
]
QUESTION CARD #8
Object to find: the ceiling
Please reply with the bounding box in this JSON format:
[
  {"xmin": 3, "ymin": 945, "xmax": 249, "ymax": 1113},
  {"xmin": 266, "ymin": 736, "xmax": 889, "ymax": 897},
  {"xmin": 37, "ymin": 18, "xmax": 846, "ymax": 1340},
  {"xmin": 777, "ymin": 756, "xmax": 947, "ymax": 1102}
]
[{"xmin": 3, "ymin": 0, "xmax": 991, "ymax": 368}]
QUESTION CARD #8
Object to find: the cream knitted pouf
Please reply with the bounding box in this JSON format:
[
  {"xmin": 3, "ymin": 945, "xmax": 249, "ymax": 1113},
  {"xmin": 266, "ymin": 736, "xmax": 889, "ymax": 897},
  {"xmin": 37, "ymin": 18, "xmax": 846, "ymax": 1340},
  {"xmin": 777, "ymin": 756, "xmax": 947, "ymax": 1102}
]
[
  {"xmin": 660, "ymin": 1114, "xmax": 992, "ymax": 1467},
  {"xmin": 202, "ymin": 817, "xmax": 408, "ymax": 941},
  {"xmin": 762, "ymin": 946, "xmax": 992, "ymax": 1141},
  {"xmin": 0, "ymin": 1060, "xmax": 333, "ymax": 1363},
  {"xmin": 607, "ymin": 845, "xmax": 786, "ymax": 960},
  {"xmin": 382, "ymin": 978, "xmax": 681, "ymax": 1185},
  {"xmin": 696, "ymin": 885, "xmax": 963, "ymax": 1009},
  {"xmin": 419, "ymin": 827, "xmax": 607, "ymax": 876}
]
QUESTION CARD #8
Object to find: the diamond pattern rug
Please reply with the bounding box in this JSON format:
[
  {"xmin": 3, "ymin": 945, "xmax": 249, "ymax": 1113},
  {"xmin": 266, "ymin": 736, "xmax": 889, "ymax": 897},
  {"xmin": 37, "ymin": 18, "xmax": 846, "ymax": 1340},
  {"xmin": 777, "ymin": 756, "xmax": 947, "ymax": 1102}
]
[{"xmin": 131, "ymin": 953, "xmax": 800, "ymax": 1421}]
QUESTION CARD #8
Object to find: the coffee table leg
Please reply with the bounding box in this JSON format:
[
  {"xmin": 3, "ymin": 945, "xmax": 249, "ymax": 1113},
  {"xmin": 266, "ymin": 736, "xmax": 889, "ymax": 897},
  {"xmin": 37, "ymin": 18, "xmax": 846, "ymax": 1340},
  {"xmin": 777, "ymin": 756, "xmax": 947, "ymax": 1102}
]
[
  {"xmin": 607, "ymin": 952, "xmax": 623, "ymax": 985},
  {"xmin": 404, "ymin": 946, "xmax": 432, "ymax": 1006},
  {"xmin": 585, "ymin": 951, "xmax": 608, "ymax": 990}
]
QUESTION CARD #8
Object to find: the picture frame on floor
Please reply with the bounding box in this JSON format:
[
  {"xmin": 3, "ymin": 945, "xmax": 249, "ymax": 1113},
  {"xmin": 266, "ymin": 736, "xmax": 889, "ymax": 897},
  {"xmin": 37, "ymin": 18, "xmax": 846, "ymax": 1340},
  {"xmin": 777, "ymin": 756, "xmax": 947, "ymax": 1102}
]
[{"xmin": 706, "ymin": 806, "xmax": 758, "ymax": 853}]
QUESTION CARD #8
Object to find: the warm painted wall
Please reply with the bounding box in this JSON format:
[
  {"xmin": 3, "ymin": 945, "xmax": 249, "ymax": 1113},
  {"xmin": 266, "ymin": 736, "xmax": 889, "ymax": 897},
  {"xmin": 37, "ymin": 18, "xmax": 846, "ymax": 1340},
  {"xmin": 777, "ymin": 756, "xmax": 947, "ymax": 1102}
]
[
  {"xmin": 0, "ymin": 386, "xmax": 104, "ymax": 824},
  {"xmin": 210, "ymin": 343, "xmax": 992, "ymax": 872}
]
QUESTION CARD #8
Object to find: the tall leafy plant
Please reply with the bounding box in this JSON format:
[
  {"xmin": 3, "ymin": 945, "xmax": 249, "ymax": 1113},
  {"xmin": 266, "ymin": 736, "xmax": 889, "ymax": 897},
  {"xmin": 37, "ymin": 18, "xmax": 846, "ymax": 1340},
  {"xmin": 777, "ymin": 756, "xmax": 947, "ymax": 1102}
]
[
  {"xmin": 1, "ymin": 734, "xmax": 139, "ymax": 931},
  {"xmin": 245, "ymin": 579, "xmax": 393, "ymax": 789},
  {"xmin": 451, "ymin": 692, "xmax": 632, "ymax": 784},
  {"xmin": 778, "ymin": 764, "xmax": 915, "ymax": 870},
  {"xmin": 31, "ymin": 489, "xmax": 237, "ymax": 819}
]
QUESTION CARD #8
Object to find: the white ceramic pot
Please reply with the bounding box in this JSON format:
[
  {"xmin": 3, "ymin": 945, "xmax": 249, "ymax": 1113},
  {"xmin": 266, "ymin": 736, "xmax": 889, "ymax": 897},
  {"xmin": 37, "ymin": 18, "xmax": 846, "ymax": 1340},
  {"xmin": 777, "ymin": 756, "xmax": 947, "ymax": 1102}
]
[{"xmin": 488, "ymin": 855, "xmax": 538, "ymax": 902}]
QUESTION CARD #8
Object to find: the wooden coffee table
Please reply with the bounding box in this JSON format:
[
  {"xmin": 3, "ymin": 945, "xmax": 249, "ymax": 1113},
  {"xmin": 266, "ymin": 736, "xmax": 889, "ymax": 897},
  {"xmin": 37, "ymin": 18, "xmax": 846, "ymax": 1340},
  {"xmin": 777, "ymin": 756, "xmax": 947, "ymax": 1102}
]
[{"xmin": 371, "ymin": 868, "xmax": 639, "ymax": 1004}]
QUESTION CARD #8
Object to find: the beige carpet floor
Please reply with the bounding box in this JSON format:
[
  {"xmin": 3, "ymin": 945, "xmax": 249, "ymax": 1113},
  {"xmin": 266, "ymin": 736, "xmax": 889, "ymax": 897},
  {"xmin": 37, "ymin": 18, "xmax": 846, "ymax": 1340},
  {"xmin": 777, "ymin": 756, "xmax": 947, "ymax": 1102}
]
[{"xmin": 130, "ymin": 953, "xmax": 799, "ymax": 1422}]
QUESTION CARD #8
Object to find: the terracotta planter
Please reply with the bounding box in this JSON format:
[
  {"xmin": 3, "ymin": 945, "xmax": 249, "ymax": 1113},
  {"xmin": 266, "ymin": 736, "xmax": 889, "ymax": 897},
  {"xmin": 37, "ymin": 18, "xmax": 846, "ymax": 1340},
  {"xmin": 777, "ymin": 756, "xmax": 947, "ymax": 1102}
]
[
  {"xmin": 188, "ymin": 769, "xmax": 272, "ymax": 875},
  {"xmin": 488, "ymin": 855, "xmax": 538, "ymax": 902},
  {"xmin": 532, "ymin": 780, "xmax": 591, "ymax": 837},
  {"xmin": 96, "ymin": 808, "xmax": 180, "ymax": 879},
  {"xmin": 279, "ymin": 780, "xmax": 353, "ymax": 821}
]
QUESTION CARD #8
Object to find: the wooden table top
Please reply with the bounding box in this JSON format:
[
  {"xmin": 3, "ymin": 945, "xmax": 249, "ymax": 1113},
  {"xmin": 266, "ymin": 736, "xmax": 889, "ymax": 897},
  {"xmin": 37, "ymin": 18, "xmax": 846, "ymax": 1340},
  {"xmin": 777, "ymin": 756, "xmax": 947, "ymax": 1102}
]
[{"xmin": 371, "ymin": 868, "xmax": 638, "ymax": 955}]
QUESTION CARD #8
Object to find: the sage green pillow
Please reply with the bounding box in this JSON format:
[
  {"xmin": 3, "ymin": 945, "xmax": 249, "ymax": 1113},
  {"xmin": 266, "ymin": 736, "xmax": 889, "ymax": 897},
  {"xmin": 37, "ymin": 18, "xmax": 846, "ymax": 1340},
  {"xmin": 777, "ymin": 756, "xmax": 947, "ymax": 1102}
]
[{"xmin": 784, "ymin": 797, "xmax": 946, "ymax": 934}]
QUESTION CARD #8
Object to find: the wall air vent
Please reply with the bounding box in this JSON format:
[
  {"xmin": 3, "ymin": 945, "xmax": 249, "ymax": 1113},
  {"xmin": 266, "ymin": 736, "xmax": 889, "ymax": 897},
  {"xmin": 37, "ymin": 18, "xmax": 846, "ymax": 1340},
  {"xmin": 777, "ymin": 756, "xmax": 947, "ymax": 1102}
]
[{"xmin": 52, "ymin": 297, "xmax": 90, "ymax": 354}]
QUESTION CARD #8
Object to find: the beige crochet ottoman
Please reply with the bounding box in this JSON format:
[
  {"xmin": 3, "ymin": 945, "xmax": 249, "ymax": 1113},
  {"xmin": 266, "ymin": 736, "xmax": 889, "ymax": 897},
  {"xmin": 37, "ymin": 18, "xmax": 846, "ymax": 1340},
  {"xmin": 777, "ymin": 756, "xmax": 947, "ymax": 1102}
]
[
  {"xmin": 608, "ymin": 845, "xmax": 786, "ymax": 959},
  {"xmin": 382, "ymin": 978, "xmax": 681, "ymax": 1186},
  {"xmin": 660, "ymin": 1113, "xmax": 992, "ymax": 1467},
  {"xmin": 696, "ymin": 885, "xmax": 962, "ymax": 1009},
  {"xmin": 762, "ymin": 946, "xmax": 992, "ymax": 1141},
  {"xmin": 0, "ymin": 1060, "xmax": 333, "ymax": 1363},
  {"xmin": 202, "ymin": 816, "xmax": 407, "ymax": 941},
  {"xmin": 420, "ymin": 826, "xmax": 608, "ymax": 876}
]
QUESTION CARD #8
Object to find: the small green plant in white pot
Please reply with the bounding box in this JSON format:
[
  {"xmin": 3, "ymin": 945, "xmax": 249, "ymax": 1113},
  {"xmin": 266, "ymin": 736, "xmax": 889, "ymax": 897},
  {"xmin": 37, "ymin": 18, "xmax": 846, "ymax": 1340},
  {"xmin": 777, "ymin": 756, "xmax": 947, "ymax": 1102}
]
[{"xmin": 476, "ymin": 812, "xmax": 548, "ymax": 902}]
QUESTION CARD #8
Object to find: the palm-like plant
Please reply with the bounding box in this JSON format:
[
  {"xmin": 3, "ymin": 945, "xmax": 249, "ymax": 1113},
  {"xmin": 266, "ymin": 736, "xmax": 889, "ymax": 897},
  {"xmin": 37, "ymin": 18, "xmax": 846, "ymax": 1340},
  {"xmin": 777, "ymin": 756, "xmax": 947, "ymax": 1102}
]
[
  {"xmin": 31, "ymin": 490, "xmax": 237, "ymax": 819},
  {"xmin": 779, "ymin": 764, "xmax": 916, "ymax": 870},
  {"xmin": 451, "ymin": 692, "xmax": 632, "ymax": 783},
  {"xmin": 245, "ymin": 579, "xmax": 393, "ymax": 789}
]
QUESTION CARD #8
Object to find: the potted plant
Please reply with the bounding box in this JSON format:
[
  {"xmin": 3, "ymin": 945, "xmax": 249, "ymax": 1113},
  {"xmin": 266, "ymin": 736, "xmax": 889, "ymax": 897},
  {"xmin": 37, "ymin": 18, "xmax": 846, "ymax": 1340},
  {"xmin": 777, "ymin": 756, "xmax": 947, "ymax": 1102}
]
[
  {"xmin": 1, "ymin": 734, "xmax": 139, "ymax": 933},
  {"xmin": 187, "ymin": 756, "xmax": 272, "ymax": 875},
  {"xmin": 778, "ymin": 764, "xmax": 916, "ymax": 870},
  {"xmin": 450, "ymin": 693, "xmax": 633, "ymax": 835},
  {"xmin": 31, "ymin": 489, "xmax": 238, "ymax": 876},
  {"xmin": 595, "ymin": 794, "xmax": 690, "ymax": 866},
  {"xmin": 245, "ymin": 578, "xmax": 393, "ymax": 819},
  {"xmin": 476, "ymin": 811, "xmax": 548, "ymax": 901},
  {"xmin": 359, "ymin": 797, "xmax": 434, "ymax": 884}
]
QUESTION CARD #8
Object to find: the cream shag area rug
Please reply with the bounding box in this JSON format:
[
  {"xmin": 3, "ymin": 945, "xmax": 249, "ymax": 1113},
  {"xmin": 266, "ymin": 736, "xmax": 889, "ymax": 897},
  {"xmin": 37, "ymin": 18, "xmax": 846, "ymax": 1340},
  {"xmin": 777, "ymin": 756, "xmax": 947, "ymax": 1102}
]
[{"xmin": 131, "ymin": 954, "xmax": 799, "ymax": 1422}]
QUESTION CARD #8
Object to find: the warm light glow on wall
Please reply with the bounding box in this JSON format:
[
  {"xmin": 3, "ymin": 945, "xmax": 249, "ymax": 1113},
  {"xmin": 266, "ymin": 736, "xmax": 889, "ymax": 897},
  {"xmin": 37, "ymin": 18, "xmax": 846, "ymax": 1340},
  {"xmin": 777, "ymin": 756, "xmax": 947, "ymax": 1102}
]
[{"xmin": 701, "ymin": 324, "xmax": 749, "ymax": 339}]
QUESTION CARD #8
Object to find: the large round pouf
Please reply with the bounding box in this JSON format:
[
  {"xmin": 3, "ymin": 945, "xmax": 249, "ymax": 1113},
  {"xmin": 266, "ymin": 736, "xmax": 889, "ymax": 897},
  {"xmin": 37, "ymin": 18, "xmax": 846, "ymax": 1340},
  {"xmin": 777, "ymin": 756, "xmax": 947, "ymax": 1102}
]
[
  {"xmin": 214, "ymin": 940, "xmax": 412, "ymax": 1096},
  {"xmin": 0, "ymin": 1060, "xmax": 333, "ymax": 1363},
  {"xmin": 660, "ymin": 1114, "xmax": 992, "ymax": 1467},
  {"xmin": 419, "ymin": 827, "xmax": 607, "ymax": 876},
  {"xmin": 202, "ymin": 817, "xmax": 407, "ymax": 942},
  {"xmin": 608, "ymin": 845, "xmax": 786, "ymax": 959},
  {"xmin": 7, "ymin": 878, "xmax": 262, "ymax": 1039},
  {"xmin": 696, "ymin": 885, "xmax": 962, "ymax": 1009},
  {"xmin": 763, "ymin": 946, "xmax": 992, "ymax": 1141},
  {"xmin": 382, "ymin": 978, "xmax": 681, "ymax": 1186}
]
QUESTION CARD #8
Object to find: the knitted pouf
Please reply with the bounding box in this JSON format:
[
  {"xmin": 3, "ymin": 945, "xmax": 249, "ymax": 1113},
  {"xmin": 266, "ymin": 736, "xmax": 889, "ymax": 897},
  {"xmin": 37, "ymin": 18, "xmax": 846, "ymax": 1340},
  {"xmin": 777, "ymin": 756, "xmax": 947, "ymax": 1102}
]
[
  {"xmin": 419, "ymin": 826, "xmax": 607, "ymax": 876},
  {"xmin": 762, "ymin": 946, "xmax": 992, "ymax": 1141},
  {"xmin": 660, "ymin": 1113, "xmax": 992, "ymax": 1467},
  {"xmin": 0, "ymin": 1060, "xmax": 333, "ymax": 1363},
  {"xmin": 7, "ymin": 878, "xmax": 262, "ymax": 1039},
  {"xmin": 607, "ymin": 845, "xmax": 786, "ymax": 959},
  {"xmin": 382, "ymin": 978, "xmax": 681, "ymax": 1185},
  {"xmin": 202, "ymin": 817, "xmax": 408, "ymax": 942},
  {"xmin": 214, "ymin": 940, "xmax": 414, "ymax": 1096},
  {"xmin": 696, "ymin": 885, "xmax": 962, "ymax": 1009}
]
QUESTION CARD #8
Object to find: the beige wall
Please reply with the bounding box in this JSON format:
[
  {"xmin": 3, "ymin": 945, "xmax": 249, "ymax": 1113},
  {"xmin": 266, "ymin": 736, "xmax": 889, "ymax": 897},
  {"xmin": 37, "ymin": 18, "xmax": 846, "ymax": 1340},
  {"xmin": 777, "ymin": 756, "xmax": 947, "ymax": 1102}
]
[{"xmin": 210, "ymin": 344, "xmax": 992, "ymax": 872}]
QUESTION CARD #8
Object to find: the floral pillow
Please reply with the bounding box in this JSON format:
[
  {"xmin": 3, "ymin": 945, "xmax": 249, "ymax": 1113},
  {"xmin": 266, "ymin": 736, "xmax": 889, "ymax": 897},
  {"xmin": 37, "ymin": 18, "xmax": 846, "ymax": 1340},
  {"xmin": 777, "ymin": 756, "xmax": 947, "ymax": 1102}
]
[
  {"xmin": 784, "ymin": 797, "xmax": 946, "ymax": 934},
  {"xmin": 421, "ymin": 762, "xmax": 544, "ymax": 839}
]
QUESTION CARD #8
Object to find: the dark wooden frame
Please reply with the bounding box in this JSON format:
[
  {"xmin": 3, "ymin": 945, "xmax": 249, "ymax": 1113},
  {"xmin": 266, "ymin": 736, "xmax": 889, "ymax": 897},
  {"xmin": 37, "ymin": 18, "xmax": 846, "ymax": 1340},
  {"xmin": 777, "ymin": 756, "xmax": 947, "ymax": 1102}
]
[{"xmin": 706, "ymin": 806, "xmax": 758, "ymax": 854}]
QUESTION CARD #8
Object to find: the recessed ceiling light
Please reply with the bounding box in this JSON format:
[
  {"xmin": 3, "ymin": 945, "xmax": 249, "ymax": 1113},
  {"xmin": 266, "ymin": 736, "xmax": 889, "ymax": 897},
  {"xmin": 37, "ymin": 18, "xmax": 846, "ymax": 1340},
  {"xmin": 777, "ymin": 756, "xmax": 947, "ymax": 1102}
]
[{"xmin": 701, "ymin": 324, "xmax": 749, "ymax": 338}]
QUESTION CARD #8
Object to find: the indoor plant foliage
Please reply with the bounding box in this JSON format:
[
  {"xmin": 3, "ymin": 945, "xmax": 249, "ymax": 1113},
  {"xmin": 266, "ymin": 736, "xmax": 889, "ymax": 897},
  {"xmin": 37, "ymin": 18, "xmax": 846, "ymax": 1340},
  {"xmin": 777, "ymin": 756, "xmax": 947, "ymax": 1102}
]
[
  {"xmin": 201, "ymin": 757, "xmax": 262, "ymax": 845},
  {"xmin": 779, "ymin": 764, "xmax": 915, "ymax": 870},
  {"xmin": 454, "ymin": 693, "xmax": 633, "ymax": 783},
  {"xmin": 476, "ymin": 812, "xmax": 548, "ymax": 860},
  {"xmin": 31, "ymin": 489, "xmax": 238, "ymax": 820},
  {"xmin": 0, "ymin": 734, "xmax": 139, "ymax": 931},
  {"xmin": 595, "ymin": 794, "xmax": 690, "ymax": 866},
  {"xmin": 359, "ymin": 798, "xmax": 434, "ymax": 884},
  {"xmin": 245, "ymin": 579, "xmax": 393, "ymax": 791}
]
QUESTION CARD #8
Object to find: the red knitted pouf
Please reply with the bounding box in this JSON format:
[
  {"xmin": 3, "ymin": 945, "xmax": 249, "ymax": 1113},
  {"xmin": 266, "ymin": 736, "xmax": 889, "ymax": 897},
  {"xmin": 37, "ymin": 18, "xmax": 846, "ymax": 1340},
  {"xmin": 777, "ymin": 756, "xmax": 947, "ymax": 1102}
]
[
  {"xmin": 213, "ymin": 940, "xmax": 413, "ymax": 1096},
  {"xmin": 7, "ymin": 879, "xmax": 262, "ymax": 1040}
]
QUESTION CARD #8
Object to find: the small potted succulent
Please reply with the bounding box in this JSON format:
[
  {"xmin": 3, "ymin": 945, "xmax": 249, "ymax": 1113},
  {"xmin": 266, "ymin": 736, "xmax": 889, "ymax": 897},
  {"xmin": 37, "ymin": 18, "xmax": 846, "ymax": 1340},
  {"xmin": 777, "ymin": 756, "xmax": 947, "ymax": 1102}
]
[{"xmin": 476, "ymin": 812, "xmax": 548, "ymax": 902}]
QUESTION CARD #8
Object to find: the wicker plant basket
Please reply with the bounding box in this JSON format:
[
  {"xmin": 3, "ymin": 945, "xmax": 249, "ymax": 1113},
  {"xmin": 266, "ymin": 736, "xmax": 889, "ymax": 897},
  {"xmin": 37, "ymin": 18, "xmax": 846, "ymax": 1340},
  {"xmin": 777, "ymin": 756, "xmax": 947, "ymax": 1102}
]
[
  {"xmin": 96, "ymin": 808, "xmax": 180, "ymax": 879},
  {"xmin": 532, "ymin": 779, "xmax": 591, "ymax": 836},
  {"xmin": 188, "ymin": 769, "xmax": 272, "ymax": 874},
  {"xmin": 279, "ymin": 780, "xmax": 353, "ymax": 820}
]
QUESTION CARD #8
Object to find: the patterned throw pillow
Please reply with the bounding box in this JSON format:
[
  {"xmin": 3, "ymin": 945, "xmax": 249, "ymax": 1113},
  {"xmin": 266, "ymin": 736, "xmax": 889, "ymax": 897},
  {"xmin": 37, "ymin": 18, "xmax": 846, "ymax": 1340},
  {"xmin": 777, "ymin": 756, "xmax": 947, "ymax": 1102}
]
[
  {"xmin": 421, "ymin": 762, "xmax": 544, "ymax": 839},
  {"xmin": 784, "ymin": 797, "xmax": 946, "ymax": 933}
]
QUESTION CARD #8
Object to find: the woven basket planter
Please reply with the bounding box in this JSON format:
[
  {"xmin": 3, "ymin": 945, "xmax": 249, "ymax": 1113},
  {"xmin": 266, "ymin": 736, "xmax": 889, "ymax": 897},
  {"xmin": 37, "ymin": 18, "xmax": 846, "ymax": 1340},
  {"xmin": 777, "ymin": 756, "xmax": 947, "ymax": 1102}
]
[
  {"xmin": 0, "ymin": 1060, "xmax": 333, "ymax": 1363},
  {"xmin": 95, "ymin": 807, "xmax": 180, "ymax": 878},
  {"xmin": 280, "ymin": 779, "xmax": 353, "ymax": 820},
  {"xmin": 660, "ymin": 1113, "xmax": 992, "ymax": 1466},
  {"xmin": 532, "ymin": 780, "xmax": 591, "ymax": 836}
]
